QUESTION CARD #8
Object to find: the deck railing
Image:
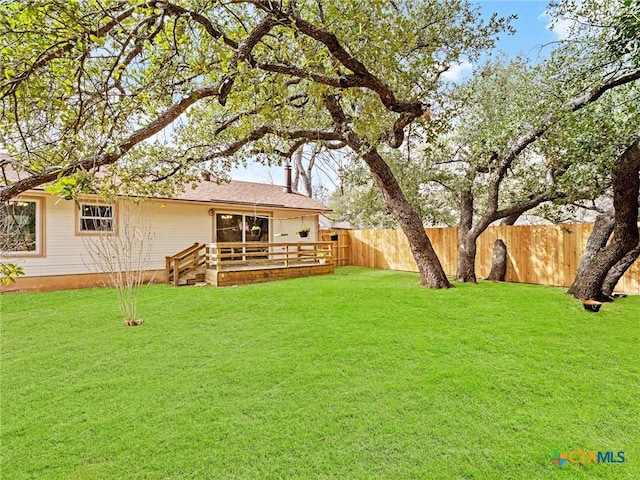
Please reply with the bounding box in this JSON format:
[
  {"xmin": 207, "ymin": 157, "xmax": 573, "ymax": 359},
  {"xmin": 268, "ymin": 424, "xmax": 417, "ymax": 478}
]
[
  {"xmin": 165, "ymin": 242, "xmax": 206, "ymax": 286},
  {"xmin": 205, "ymin": 241, "xmax": 333, "ymax": 270}
]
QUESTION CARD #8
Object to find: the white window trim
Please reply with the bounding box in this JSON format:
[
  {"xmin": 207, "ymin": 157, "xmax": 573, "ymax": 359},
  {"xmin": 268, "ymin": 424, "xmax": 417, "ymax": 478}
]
[{"xmin": 1, "ymin": 197, "xmax": 44, "ymax": 257}]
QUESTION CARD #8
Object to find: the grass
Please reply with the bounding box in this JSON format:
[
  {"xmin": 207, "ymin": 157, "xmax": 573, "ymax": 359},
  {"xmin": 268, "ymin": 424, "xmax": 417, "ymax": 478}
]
[{"xmin": 1, "ymin": 266, "xmax": 639, "ymax": 479}]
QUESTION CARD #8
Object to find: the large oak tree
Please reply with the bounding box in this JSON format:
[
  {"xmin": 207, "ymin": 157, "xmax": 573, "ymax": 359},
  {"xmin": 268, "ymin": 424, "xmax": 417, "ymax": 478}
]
[{"xmin": 1, "ymin": 0, "xmax": 509, "ymax": 288}]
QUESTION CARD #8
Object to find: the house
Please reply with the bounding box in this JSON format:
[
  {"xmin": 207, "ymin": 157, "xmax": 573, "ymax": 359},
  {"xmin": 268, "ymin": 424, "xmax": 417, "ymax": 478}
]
[{"xmin": 1, "ymin": 170, "xmax": 332, "ymax": 292}]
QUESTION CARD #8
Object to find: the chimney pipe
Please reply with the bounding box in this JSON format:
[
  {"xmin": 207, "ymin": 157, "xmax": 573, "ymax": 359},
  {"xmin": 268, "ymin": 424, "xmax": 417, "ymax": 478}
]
[{"xmin": 284, "ymin": 162, "xmax": 292, "ymax": 193}]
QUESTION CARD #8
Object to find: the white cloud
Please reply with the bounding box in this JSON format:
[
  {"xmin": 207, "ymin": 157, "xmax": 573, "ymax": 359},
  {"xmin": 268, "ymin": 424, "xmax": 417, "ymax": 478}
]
[
  {"xmin": 441, "ymin": 61, "xmax": 473, "ymax": 81},
  {"xmin": 538, "ymin": 0, "xmax": 619, "ymax": 41},
  {"xmin": 539, "ymin": 10, "xmax": 574, "ymax": 40}
]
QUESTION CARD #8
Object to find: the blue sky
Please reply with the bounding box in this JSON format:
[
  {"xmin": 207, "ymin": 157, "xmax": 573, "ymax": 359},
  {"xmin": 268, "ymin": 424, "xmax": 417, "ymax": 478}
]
[
  {"xmin": 481, "ymin": 0, "xmax": 560, "ymax": 58},
  {"xmin": 440, "ymin": 0, "xmax": 565, "ymax": 81}
]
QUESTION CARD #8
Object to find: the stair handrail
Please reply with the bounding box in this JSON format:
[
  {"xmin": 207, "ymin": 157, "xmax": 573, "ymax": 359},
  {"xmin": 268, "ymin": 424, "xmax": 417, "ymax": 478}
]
[
  {"xmin": 173, "ymin": 242, "xmax": 201, "ymax": 260},
  {"xmin": 166, "ymin": 242, "xmax": 206, "ymax": 285}
]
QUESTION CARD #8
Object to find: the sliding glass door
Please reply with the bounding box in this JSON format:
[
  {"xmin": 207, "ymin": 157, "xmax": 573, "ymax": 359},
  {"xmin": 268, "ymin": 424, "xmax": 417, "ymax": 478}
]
[
  {"xmin": 215, "ymin": 213, "xmax": 270, "ymax": 261},
  {"xmin": 216, "ymin": 214, "xmax": 243, "ymax": 242},
  {"xmin": 215, "ymin": 213, "xmax": 270, "ymax": 242}
]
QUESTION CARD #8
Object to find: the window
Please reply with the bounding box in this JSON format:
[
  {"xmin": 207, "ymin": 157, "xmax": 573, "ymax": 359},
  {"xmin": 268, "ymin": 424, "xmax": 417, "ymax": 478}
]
[
  {"xmin": 215, "ymin": 213, "xmax": 270, "ymax": 242},
  {"xmin": 79, "ymin": 204, "xmax": 114, "ymax": 233},
  {"xmin": 1, "ymin": 199, "xmax": 41, "ymax": 254},
  {"xmin": 215, "ymin": 213, "xmax": 270, "ymax": 261},
  {"xmin": 216, "ymin": 213, "xmax": 243, "ymax": 242}
]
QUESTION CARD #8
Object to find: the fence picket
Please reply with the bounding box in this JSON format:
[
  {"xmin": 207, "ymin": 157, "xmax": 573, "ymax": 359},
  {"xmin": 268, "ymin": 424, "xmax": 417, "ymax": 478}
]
[{"xmin": 342, "ymin": 224, "xmax": 640, "ymax": 294}]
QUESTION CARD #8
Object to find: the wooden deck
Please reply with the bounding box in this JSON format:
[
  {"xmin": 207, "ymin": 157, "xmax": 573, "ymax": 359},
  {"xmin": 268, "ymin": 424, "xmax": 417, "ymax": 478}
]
[
  {"xmin": 166, "ymin": 241, "xmax": 335, "ymax": 286},
  {"xmin": 206, "ymin": 262, "xmax": 334, "ymax": 286},
  {"xmin": 205, "ymin": 241, "xmax": 334, "ymax": 286}
]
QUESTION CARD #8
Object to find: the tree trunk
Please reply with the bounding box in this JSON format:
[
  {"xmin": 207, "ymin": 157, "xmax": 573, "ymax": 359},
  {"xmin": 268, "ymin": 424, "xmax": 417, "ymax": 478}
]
[
  {"xmin": 292, "ymin": 144, "xmax": 316, "ymax": 197},
  {"xmin": 568, "ymin": 139, "xmax": 640, "ymax": 300},
  {"xmin": 487, "ymin": 239, "xmax": 508, "ymax": 281},
  {"xmin": 322, "ymin": 94, "xmax": 451, "ymax": 288},
  {"xmin": 485, "ymin": 212, "xmax": 519, "ymax": 282},
  {"xmin": 456, "ymin": 238, "xmax": 478, "ymax": 283},
  {"xmin": 292, "ymin": 146, "xmax": 303, "ymax": 193},
  {"xmin": 303, "ymin": 144, "xmax": 318, "ymax": 197},
  {"xmin": 361, "ymin": 148, "xmax": 453, "ymax": 288},
  {"xmin": 568, "ymin": 213, "xmax": 615, "ymax": 295},
  {"xmin": 455, "ymin": 189, "xmax": 477, "ymax": 283},
  {"xmin": 601, "ymin": 234, "xmax": 640, "ymax": 296}
]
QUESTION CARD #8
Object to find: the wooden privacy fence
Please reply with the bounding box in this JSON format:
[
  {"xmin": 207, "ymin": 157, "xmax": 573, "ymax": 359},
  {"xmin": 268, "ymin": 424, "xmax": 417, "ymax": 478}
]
[
  {"xmin": 347, "ymin": 223, "xmax": 640, "ymax": 294},
  {"xmin": 318, "ymin": 229, "xmax": 351, "ymax": 266}
]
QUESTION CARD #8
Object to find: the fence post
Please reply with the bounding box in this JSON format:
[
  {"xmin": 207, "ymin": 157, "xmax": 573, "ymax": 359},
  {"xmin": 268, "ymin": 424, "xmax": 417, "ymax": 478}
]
[
  {"xmin": 215, "ymin": 243, "xmax": 222, "ymax": 271},
  {"xmin": 173, "ymin": 257, "xmax": 180, "ymax": 286}
]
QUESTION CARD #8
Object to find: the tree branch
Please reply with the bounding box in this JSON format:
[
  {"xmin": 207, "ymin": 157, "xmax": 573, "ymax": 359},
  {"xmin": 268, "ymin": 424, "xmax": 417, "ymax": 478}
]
[
  {"xmin": 203, "ymin": 126, "xmax": 343, "ymax": 159},
  {"xmin": 253, "ymin": 1, "xmax": 427, "ymax": 118},
  {"xmin": 485, "ymin": 66, "xmax": 640, "ymax": 216},
  {"xmin": 1, "ymin": 83, "xmax": 223, "ymax": 201}
]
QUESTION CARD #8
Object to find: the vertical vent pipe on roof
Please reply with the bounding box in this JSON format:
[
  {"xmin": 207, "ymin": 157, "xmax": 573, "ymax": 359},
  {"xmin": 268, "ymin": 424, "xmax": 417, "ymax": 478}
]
[{"xmin": 284, "ymin": 162, "xmax": 292, "ymax": 193}]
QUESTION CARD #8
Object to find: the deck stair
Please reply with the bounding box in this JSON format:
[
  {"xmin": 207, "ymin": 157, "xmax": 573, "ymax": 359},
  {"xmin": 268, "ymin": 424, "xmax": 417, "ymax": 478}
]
[
  {"xmin": 181, "ymin": 268, "xmax": 206, "ymax": 286},
  {"xmin": 165, "ymin": 243, "xmax": 207, "ymax": 286}
]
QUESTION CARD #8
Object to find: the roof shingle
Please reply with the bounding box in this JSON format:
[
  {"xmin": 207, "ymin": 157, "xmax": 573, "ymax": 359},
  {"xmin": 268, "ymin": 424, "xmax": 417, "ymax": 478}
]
[
  {"xmin": 1, "ymin": 161, "xmax": 329, "ymax": 212},
  {"xmin": 176, "ymin": 179, "xmax": 330, "ymax": 212}
]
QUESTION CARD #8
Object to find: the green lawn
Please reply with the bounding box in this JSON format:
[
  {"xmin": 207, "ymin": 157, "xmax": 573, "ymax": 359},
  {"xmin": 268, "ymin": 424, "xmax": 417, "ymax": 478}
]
[{"xmin": 1, "ymin": 267, "xmax": 638, "ymax": 479}]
